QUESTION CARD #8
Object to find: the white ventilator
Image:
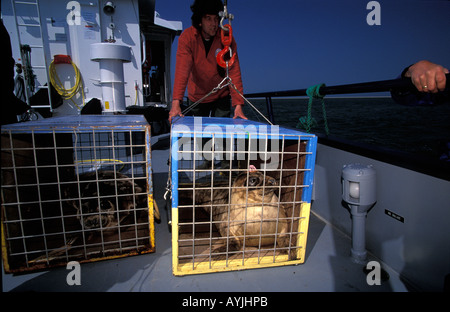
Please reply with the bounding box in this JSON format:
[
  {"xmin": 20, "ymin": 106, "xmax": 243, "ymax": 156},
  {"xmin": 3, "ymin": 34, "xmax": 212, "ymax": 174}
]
[
  {"xmin": 90, "ymin": 43, "xmax": 131, "ymax": 113},
  {"xmin": 342, "ymin": 163, "xmax": 377, "ymax": 263}
]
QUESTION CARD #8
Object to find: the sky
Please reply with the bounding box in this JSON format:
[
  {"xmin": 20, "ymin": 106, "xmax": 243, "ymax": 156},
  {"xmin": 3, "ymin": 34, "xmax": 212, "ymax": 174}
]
[{"xmin": 155, "ymin": 0, "xmax": 450, "ymax": 95}]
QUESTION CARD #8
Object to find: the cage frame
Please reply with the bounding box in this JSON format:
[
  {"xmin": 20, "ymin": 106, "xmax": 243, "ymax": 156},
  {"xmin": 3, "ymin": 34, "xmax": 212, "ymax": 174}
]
[
  {"xmin": 1, "ymin": 115, "xmax": 155, "ymax": 273},
  {"xmin": 170, "ymin": 116, "xmax": 317, "ymax": 275}
]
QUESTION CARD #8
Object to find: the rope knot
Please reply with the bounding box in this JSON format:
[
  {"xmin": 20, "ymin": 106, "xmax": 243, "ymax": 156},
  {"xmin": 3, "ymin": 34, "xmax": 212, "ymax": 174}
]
[
  {"xmin": 306, "ymin": 83, "xmax": 325, "ymax": 99},
  {"xmin": 297, "ymin": 83, "xmax": 329, "ymax": 135}
]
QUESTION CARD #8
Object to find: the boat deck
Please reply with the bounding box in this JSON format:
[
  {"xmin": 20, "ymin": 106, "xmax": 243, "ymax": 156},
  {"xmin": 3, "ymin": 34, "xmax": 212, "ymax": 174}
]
[{"xmin": 2, "ymin": 135, "xmax": 410, "ymax": 292}]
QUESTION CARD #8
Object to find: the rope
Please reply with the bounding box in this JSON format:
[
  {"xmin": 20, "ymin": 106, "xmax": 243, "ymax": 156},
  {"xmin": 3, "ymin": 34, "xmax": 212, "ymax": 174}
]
[
  {"xmin": 20, "ymin": 44, "xmax": 36, "ymax": 94},
  {"xmin": 167, "ymin": 61, "xmax": 273, "ymax": 212},
  {"xmin": 172, "ymin": 62, "xmax": 273, "ymax": 125},
  {"xmin": 297, "ymin": 83, "xmax": 329, "ymax": 135},
  {"xmin": 74, "ymin": 158, "xmax": 125, "ymax": 172},
  {"xmin": 229, "ymin": 82, "xmax": 273, "ymax": 125},
  {"xmin": 49, "ymin": 59, "xmax": 85, "ymax": 110},
  {"xmin": 167, "ymin": 11, "xmax": 273, "ymax": 213}
]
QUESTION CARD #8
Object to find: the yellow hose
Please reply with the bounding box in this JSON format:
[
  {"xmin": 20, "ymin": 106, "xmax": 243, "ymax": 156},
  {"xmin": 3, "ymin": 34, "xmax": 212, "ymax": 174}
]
[{"xmin": 49, "ymin": 59, "xmax": 85, "ymax": 110}]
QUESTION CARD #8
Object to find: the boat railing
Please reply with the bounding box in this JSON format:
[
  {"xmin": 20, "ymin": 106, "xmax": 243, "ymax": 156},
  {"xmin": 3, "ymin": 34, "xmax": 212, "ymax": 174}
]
[
  {"xmin": 243, "ymin": 74, "xmax": 450, "ymax": 181},
  {"xmin": 244, "ymin": 73, "xmax": 450, "ymax": 124}
]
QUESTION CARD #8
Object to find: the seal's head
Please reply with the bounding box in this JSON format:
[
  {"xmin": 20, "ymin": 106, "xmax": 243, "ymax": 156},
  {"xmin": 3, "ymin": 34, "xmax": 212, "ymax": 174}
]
[{"xmin": 233, "ymin": 171, "xmax": 278, "ymax": 199}]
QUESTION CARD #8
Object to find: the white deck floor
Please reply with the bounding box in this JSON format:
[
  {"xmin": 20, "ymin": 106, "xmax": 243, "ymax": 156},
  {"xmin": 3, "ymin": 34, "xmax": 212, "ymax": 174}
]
[{"xmin": 2, "ymin": 140, "xmax": 410, "ymax": 292}]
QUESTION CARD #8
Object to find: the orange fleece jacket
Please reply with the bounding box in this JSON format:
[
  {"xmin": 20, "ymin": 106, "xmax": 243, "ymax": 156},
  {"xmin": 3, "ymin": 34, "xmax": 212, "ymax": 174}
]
[{"xmin": 172, "ymin": 26, "xmax": 244, "ymax": 106}]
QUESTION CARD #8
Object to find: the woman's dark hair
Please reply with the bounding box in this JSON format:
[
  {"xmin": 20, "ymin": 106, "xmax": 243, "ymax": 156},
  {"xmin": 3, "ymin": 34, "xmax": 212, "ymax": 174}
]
[{"xmin": 190, "ymin": 0, "xmax": 224, "ymax": 30}]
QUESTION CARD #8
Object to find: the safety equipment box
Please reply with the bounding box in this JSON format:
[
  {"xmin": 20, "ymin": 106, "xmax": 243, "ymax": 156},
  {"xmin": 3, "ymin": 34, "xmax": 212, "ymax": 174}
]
[
  {"xmin": 170, "ymin": 116, "xmax": 317, "ymax": 275},
  {"xmin": 1, "ymin": 115, "xmax": 155, "ymax": 273}
]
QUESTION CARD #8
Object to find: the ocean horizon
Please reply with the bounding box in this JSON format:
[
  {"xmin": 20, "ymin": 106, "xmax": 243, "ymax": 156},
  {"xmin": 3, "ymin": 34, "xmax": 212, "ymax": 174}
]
[{"xmin": 242, "ymin": 97, "xmax": 450, "ymax": 160}]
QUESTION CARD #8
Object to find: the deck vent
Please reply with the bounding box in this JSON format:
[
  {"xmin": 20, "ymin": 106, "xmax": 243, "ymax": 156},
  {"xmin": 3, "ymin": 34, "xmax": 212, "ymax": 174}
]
[
  {"xmin": 1, "ymin": 115, "xmax": 156, "ymax": 273},
  {"xmin": 342, "ymin": 163, "xmax": 376, "ymax": 263},
  {"xmin": 170, "ymin": 116, "xmax": 317, "ymax": 275}
]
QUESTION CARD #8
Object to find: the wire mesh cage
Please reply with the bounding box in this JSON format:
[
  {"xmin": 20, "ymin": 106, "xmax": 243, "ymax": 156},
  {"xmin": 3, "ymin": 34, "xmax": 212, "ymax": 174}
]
[
  {"xmin": 170, "ymin": 117, "xmax": 317, "ymax": 275},
  {"xmin": 1, "ymin": 115, "xmax": 155, "ymax": 273}
]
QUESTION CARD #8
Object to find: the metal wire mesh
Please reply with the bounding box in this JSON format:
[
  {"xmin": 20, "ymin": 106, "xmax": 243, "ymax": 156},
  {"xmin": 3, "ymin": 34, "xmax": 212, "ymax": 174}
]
[
  {"xmin": 1, "ymin": 116, "xmax": 154, "ymax": 273},
  {"xmin": 171, "ymin": 117, "xmax": 317, "ymax": 275}
]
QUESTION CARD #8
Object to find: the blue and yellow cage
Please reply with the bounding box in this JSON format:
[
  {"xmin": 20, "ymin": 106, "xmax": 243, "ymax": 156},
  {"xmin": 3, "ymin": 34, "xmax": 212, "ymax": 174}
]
[
  {"xmin": 1, "ymin": 115, "xmax": 156, "ymax": 273},
  {"xmin": 170, "ymin": 116, "xmax": 317, "ymax": 275}
]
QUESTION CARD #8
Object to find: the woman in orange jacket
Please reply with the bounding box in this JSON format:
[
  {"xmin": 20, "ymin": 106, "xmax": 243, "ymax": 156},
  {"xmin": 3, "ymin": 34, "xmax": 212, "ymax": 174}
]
[{"xmin": 169, "ymin": 0, "xmax": 247, "ymax": 122}]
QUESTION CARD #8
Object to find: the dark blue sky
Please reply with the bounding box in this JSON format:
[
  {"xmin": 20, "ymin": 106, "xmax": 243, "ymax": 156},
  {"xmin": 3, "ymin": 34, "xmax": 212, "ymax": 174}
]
[{"xmin": 156, "ymin": 0, "xmax": 450, "ymax": 94}]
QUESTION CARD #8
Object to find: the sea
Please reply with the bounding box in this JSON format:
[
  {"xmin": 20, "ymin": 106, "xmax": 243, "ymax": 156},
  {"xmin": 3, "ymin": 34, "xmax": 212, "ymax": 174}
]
[{"xmin": 241, "ymin": 97, "xmax": 450, "ymax": 160}]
